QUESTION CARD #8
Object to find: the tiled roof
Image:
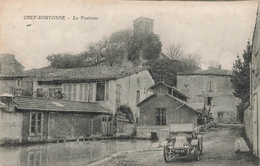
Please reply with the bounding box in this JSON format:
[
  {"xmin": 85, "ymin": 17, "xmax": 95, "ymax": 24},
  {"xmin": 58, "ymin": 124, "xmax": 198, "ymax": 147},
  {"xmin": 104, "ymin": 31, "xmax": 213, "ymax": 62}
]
[
  {"xmin": 148, "ymin": 82, "xmax": 190, "ymax": 99},
  {"xmin": 137, "ymin": 92, "xmax": 200, "ymax": 114},
  {"xmin": 24, "ymin": 65, "xmax": 148, "ymax": 81},
  {"xmin": 14, "ymin": 96, "xmax": 112, "ymax": 114},
  {"xmin": 178, "ymin": 68, "xmax": 232, "ymax": 76}
]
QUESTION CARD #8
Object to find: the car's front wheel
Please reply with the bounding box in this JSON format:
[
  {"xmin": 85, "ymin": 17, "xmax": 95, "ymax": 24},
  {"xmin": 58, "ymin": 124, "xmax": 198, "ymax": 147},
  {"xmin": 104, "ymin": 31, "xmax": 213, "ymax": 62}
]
[{"xmin": 163, "ymin": 146, "xmax": 172, "ymax": 163}]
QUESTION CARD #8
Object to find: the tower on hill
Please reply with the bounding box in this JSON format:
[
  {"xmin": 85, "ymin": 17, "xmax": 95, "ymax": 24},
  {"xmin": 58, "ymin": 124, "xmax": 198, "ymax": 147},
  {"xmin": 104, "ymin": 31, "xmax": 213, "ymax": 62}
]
[{"xmin": 133, "ymin": 17, "xmax": 154, "ymax": 35}]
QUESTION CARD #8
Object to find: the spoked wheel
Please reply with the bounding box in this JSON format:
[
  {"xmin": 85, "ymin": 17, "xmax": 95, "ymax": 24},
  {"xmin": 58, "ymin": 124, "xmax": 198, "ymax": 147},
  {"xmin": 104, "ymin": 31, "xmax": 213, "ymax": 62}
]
[
  {"xmin": 163, "ymin": 146, "xmax": 173, "ymax": 163},
  {"xmin": 195, "ymin": 153, "xmax": 200, "ymax": 161},
  {"xmin": 200, "ymin": 138, "xmax": 203, "ymax": 155}
]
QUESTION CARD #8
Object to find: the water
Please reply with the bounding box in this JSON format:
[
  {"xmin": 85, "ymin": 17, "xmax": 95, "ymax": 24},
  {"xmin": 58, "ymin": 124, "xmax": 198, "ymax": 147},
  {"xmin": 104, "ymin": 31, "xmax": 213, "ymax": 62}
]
[{"xmin": 0, "ymin": 140, "xmax": 154, "ymax": 166}]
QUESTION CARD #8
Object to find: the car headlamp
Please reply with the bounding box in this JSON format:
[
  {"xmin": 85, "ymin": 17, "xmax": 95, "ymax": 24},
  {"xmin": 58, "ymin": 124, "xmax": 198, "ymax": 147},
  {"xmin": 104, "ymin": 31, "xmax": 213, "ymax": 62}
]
[
  {"xmin": 183, "ymin": 142, "xmax": 190, "ymax": 149},
  {"xmin": 167, "ymin": 142, "xmax": 174, "ymax": 149}
]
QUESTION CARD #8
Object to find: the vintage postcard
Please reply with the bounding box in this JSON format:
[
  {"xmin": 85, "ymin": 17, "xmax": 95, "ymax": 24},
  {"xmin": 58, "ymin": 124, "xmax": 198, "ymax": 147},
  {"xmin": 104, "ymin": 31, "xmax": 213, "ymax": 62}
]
[{"xmin": 0, "ymin": 0, "xmax": 259, "ymax": 165}]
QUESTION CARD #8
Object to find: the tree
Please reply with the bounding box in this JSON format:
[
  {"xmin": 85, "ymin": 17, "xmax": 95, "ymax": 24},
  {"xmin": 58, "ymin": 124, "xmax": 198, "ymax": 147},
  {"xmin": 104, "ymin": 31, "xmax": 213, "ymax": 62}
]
[
  {"xmin": 145, "ymin": 58, "xmax": 199, "ymax": 86},
  {"xmin": 181, "ymin": 54, "xmax": 201, "ymax": 71},
  {"xmin": 165, "ymin": 43, "xmax": 183, "ymax": 60},
  {"xmin": 110, "ymin": 29, "xmax": 133, "ymax": 57},
  {"xmin": 103, "ymin": 36, "xmax": 126, "ymax": 66},
  {"xmin": 231, "ymin": 41, "xmax": 252, "ymax": 104},
  {"xmin": 87, "ymin": 41, "xmax": 106, "ymax": 66},
  {"xmin": 47, "ymin": 53, "xmax": 88, "ymax": 68},
  {"xmin": 128, "ymin": 32, "xmax": 162, "ymax": 64}
]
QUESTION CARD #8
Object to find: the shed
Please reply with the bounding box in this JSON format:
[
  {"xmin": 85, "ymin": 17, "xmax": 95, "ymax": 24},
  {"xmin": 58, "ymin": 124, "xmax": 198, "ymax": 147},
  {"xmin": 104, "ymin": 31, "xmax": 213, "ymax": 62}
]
[{"xmin": 136, "ymin": 92, "xmax": 200, "ymax": 139}]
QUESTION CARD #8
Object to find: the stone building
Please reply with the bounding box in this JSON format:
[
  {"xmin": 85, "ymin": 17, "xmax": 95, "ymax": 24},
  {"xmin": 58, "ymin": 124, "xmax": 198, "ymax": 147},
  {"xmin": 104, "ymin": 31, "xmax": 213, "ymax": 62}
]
[
  {"xmin": 177, "ymin": 67, "xmax": 240, "ymax": 123},
  {"xmin": 248, "ymin": 3, "xmax": 260, "ymax": 160},
  {"xmin": 0, "ymin": 54, "xmax": 30, "ymax": 95},
  {"xmin": 25, "ymin": 64, "xmax": 155, "ymax": 136},
  {"xmin": 133, "ymin": 17, "xmax": 154, "ymax": 35},
  {"xmin": 0, "ymin": 93, "xmax": 111, "ymax": 144}
]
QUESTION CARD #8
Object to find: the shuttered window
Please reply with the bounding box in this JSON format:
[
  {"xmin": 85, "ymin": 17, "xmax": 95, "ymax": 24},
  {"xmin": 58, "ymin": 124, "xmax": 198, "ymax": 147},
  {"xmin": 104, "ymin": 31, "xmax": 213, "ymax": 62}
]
[
  {"xmin": 72, "ymin": 84, "xmax": 77, "ymax": 101},
  {"xmin": 83, "ymin": 83, "xmax": 89, "ymax": 101},
  {"xmin": 30, "ymin": 112, "xmax": 43, "ymax": 135},
  {"xmin": 89, "ymin": 83, "xmax": 94, "ymax": 101},
  {"xmin": 105, "ymin": 82, "xmax": 109, "ymax": 101},
  {"xmin": 156, "ymin": 108, "xmax": 166, "ymax": 125},
  {"xmin": 68, "ymin": 84, "xmax": 72, "ymax": 100},
  {"xmin": 62, "ymin": 84, "xmax": 67, "ymax": 100},
  {"xmin": 116, "ymin": 84, "xmax": 121, "ymax": 103},
  {"xmin": 79, "ymin": 84, "xmax": 84, "ymax": 101}
]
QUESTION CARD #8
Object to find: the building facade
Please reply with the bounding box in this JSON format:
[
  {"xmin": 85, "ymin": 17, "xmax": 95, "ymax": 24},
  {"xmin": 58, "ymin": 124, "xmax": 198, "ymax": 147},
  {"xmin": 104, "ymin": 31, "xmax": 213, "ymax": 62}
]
[
  {"xmin": 136, "ymin": 92, "xmax": 199, "ymax": 139},
  {"xmin": 26, "ymin": 65, "xmax": 155, "ymax": 122},
  {"xmin": 0, "ymin": 94, "xmax": 111, "ymax": 144},
  {"xmin": 136, "ymin": 82, "xmax": 199, "ymax": 139},
  {"xmin": 249, "ymin": 3, "xmax": 260, "ymax": 160},
  {"xmin": 0, "ymin": 54, "xmax": 30, "ymax": 95},
  {"xmin": 177, "ymin": 68, "xmax": 240, "ymax": 123}
]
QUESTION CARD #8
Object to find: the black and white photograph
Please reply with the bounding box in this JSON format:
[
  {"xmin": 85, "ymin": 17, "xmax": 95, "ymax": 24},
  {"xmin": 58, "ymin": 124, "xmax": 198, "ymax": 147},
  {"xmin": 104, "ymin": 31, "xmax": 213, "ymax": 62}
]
[{"xmin": 0, "ymin": 0, "xmax": 259, "ymax": 165}]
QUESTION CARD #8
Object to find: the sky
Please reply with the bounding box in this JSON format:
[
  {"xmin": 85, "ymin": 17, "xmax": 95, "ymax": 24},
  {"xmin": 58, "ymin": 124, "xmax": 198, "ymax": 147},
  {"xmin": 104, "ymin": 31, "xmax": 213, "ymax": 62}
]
[{"xmin": 0, "ymin": 0, "xmax": 258, "ymax": 70}]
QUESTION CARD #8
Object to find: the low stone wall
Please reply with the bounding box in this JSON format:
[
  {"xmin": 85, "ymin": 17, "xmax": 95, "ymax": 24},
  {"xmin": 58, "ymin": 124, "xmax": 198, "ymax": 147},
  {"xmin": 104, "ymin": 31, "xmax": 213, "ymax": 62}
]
[
  {"xmin": 116, "ymin": 122, "xmax": 134, "ymax": 137},
  {"xmin": 136, "ymin": 126, "xmax": 168, "ymax": 139},
  {"xmin": 243, "ymin": 106, "xmax": 253, "ymax": 148}
]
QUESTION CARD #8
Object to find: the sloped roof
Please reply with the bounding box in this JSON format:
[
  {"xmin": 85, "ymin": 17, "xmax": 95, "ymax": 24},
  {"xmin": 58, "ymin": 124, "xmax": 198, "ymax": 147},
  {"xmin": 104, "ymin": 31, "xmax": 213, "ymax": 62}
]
[
  {"xmin": 148, "ymin": 82, "xmax": 190, "ymax": 99},
  {"xmin": 14, "ymin": 96, "xmax": 112, "ymax": 114},
  {"xmin": 178, "ymin": 68, "xmax": 232, "ymax": 76},
  {"xmin": 136, "ymin": 92, "xmax": 200, "ymax": 114},
  {"xmin": 24, "ymin": 65, "xmax": 148, "ymax": 81},
  {"xmin": 188, "ymin": 103, "xmax": 204, "ymax": 110},
  {"xmin": 0, "ymin": 93, "xmax": 14, "ymax": 97}
]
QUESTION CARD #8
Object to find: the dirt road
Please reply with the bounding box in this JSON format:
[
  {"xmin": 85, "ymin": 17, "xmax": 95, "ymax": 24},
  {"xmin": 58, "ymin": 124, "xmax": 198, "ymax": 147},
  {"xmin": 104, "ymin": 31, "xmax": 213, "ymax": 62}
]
[{"xmin": 93, "ymin": 124, "xmax": 255, "ymax": 166}]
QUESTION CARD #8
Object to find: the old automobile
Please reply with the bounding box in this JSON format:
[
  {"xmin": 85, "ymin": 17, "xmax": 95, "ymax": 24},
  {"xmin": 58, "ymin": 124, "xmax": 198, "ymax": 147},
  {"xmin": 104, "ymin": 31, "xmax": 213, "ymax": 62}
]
[{"xmin": 163, "ymin": 123, "xmax": 203, "ymax": 162}]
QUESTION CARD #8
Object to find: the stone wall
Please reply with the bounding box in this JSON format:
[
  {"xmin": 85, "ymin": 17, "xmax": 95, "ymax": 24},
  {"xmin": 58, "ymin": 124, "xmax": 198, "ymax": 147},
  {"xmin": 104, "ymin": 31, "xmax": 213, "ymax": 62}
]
[
  {"xmin": 0, "ymin": 111, "xmax": 23, "ymax": 144},
  {"xmin": 136, "ymin": 126, "xmax": 168, "ymax": 139},
  {"xmin": 244, "ymin": 106, "xmax": 253, "ymax": 148}
]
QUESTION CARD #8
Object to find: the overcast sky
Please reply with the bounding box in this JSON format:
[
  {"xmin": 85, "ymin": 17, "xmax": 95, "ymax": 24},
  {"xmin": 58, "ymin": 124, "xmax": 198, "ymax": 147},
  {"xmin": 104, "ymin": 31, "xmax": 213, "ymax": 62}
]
[{"xmin": 0, "ymin": 1, "xmax": 258, "ymax": 70}]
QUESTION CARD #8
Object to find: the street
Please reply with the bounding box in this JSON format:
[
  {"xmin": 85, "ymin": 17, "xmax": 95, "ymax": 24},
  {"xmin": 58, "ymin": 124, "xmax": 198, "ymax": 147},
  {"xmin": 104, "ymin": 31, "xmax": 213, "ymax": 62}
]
[{"xmin": 93, "ymin": 124, "xmax": 255, "ymax": 166}]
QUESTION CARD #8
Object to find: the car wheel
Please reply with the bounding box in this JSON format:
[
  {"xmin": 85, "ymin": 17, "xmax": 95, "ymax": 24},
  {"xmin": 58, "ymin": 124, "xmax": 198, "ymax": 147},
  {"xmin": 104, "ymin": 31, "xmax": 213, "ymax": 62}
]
[
  {"xmin": 196, "ymin": 153, "xmax": 200, "ymax": 161},
  {"xmin": 200, "ymin": 139, "xmax": 203, "ymax": 155},
  {"xmin": 163, "ymin": 146, "xmax": 171, "ymax": 163}
]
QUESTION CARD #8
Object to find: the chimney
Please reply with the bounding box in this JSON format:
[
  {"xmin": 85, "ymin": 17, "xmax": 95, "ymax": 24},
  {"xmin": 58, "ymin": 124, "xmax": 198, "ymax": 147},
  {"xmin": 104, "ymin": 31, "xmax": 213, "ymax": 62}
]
[{"xmin": 218, "ymin": 65, "xmax": 222, "ymax": 70}]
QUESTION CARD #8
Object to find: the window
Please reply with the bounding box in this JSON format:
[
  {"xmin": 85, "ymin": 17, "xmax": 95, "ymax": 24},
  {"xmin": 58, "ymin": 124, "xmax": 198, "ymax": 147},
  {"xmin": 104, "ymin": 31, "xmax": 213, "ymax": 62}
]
[
  {"xmin": 72, "ymin": 84, "xmax": 77, "ymax": 101},
  {"xmin": 68, "ymin": 84, "xmax": 72, "ymax": 100},
  {"xmin": 28, "ymin": 151, "xmax": 42, "ymax": 166},
  {"xmin": 36, "ymin": 89, "xmax": 44, "ymax": 97},
  {"xmin": 116, "ymin": 84, "xmax": 121, "ymax": 103},
  {"xmin": 137, "ymin": 77, "xmax": 140, "ymax": 84},
  {"xmin": 83, "ymin": 83, "xmax": 89, "ymax": 101},
  {"xmin": 79, "ymin": 84, "xmax": 84, "ymax": 101},
  {"xmin": 105, "ymin": 82, "xmax": 109, "ymax": 101},
  {"xmin": 48, "ymin": 88, "xmax": 62, "ymax": 99},
  {"xmin": 89, "ymin": 83, "xmax": 94, "ymax": 101},
  {"xmin": 136, "ymin": 91, "xmax": 140, "ymax": 104},
  {"xmin": 16, "ymin": 80, "xmax": 21, "ymax": 86},
  {"xmin": 30, "ymin": 112, "xmax": 43, "ymax": 135},
  {"xmin": 156, "ymin": 108, "xmax": 166, "ymax": 125},
  {"xmin": 207, "ymin": 97, "xmax": 212, "ymax": 106},
  {"xmin": 207, "ymin": 81, "xmax": 213, "ymax": 92},
  {"xmin": 96, "ymin": 82, "xmax": 105, "ymax": 101},
  {"xmin": 62, "ymin": 84, "xmax": 67, "ymax": 99}
]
